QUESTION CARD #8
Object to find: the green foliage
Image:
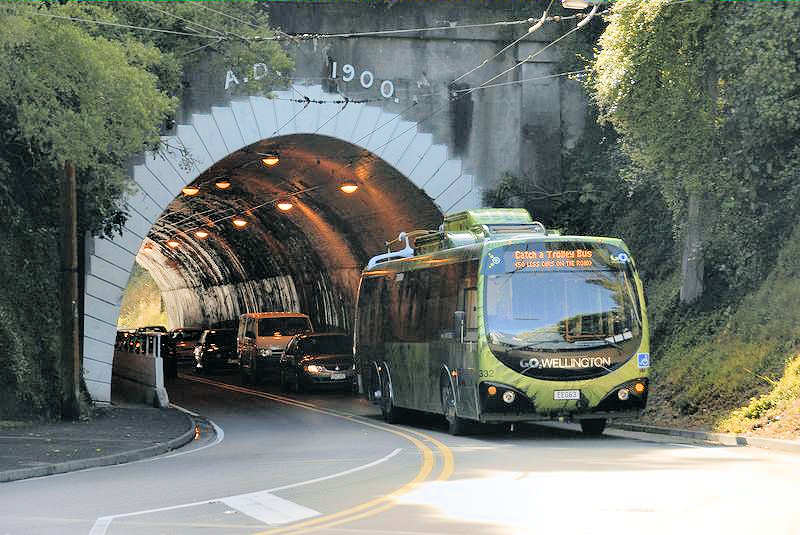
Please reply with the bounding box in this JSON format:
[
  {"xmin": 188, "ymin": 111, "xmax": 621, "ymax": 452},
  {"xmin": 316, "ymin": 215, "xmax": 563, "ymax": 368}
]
[
  {"xmin": 118, "ymin": 264, "xmax": 168, "ymax": 329},
  {"xmin": 590, "ymin": 1, "xmax": 800, "ymax": 297},
  {"xmin": 650, "ymin": 222, "xmax": 800, "ymax": 424},
  {"xmin": 0, "ymin": 2, "xmax": 292, "ymax": 418}
]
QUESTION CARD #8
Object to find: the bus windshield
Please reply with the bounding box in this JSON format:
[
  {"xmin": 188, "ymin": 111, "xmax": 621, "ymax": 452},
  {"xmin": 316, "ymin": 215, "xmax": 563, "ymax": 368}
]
[{"xmin": 483, "ymin": 241, "xmax": 642, "ymax": 379}]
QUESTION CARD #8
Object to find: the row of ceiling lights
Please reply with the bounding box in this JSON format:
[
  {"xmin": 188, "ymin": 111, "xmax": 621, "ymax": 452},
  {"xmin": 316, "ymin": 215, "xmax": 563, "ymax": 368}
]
[{"xmin": 163, "ymin": 152, "xmax": 359, "ymax": 250}]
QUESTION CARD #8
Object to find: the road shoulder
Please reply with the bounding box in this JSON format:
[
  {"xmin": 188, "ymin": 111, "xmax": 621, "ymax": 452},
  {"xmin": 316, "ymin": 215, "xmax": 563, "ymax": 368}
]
[{"xmin": 610, "ymin": 421, "xmax": 800, "ymax": 454}]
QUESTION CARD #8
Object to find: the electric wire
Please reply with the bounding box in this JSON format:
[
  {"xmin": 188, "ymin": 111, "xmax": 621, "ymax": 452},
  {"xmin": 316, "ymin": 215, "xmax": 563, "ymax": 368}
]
[
  {"xmin": 256, "ymin": 18, "xmax": 543, "ymax": 41},
  {"xmin": 139, "ymin": 2, "xmax": 228, "ymax": 38},
  {"xmin": 450, "ymin": 0, "xmax": 555, "ymax": 85},
  {"xmin": 451, "ymin": 69, "xmax": 588, "ymax": 93},
  {"xmin": 459, "ymin": 10, "xmax": 598, "ymax": 100},
  {"xmin": 24, "ymin": 11, "xmax": 225, "ymax": 40}
]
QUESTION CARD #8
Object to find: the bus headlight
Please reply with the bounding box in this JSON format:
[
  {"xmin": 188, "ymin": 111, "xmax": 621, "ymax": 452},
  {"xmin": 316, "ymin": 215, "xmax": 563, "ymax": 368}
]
[
  {"xmin": 259, "ymin": 348, "xmax": 272, "ymax": 357},
  {"xmin": 502, "ymin": 391, "xmax": 516, "ymax": 404},
  {"xmin": 633, "ymin": 382, "xmax": 646, "ymax": 395},
  {"xmin": 306, "ymin": 364, "xmax": 325, "ymax": 374},
  {"xmin": 618, "ymin": 388, "xmax": 630, "ymax": 401}
]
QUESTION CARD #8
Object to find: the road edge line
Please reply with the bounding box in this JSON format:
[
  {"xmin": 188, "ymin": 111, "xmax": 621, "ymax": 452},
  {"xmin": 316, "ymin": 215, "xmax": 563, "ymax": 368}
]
[{"xmin": 609, "ymin": 422, "xmax": 800, "ymax": 455}]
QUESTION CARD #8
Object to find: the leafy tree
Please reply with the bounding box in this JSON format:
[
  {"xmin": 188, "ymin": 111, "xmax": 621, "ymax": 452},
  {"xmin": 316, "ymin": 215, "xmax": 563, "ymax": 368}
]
[
  {"xmin": 0, "ymin": 2, "xmax": 292, "ymax": 419},
  {"xmin": 589, "ymin": 1, "xmax": 800, "ymax": 304}
]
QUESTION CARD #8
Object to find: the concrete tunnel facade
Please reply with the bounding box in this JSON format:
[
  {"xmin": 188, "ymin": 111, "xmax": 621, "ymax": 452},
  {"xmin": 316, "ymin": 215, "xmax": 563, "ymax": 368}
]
[{"xmin": 82, "ymin": 84, "xmax": 482, "ymax": 403}]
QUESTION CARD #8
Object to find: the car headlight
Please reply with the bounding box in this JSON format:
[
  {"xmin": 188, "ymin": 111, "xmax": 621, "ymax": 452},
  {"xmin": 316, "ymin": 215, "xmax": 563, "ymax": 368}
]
[
  {"xmin": 259, "ymin": 348, "xmax": 272, "ymax": 357},
  {"xmin": 306, "ymin": 364, "xmax": 324, "ymax": 374}
]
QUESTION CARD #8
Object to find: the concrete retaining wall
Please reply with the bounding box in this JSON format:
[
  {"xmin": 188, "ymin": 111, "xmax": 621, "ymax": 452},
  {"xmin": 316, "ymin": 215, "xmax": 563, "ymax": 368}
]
[{"xmin": 111, "ymin": 340, "xmax": 169, "ymax": 408}]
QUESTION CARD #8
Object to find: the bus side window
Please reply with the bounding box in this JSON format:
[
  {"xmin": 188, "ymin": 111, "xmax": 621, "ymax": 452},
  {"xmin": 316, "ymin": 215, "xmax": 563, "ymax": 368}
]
[{"xmin": 463, "ymin": 287, "xmax": 478, "ymax": 342}]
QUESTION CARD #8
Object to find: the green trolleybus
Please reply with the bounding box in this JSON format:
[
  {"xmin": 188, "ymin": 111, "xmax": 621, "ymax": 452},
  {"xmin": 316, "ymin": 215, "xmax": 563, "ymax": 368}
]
[{"xmin": 354, "ymin": 209, "xmax": 650, "ymax": 435}]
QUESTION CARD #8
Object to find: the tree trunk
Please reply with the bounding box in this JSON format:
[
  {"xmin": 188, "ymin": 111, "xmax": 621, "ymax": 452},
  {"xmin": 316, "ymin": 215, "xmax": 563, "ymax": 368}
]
[{"xmin": 680, "ymin": 191, "xmax": 704, "ymax": 304}]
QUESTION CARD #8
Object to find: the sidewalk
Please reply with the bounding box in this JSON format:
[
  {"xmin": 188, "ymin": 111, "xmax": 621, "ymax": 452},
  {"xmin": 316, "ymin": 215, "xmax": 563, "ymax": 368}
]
[{"xmin": 0, "ymin": 406, "xmax": 195, "ymax": 483}]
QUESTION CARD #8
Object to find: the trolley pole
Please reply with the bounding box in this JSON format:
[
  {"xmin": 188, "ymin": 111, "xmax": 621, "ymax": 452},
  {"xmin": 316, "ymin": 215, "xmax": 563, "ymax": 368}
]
[{"xmin": 61, "ymin": 160, "xmax": 81, "ymax": 419}]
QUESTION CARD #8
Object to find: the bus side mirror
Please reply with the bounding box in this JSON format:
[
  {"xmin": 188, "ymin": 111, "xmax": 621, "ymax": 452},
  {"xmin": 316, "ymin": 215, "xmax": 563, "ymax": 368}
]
[{"xmin": 453, "ymin": 311, "xmax": 465, "ymax": 343}]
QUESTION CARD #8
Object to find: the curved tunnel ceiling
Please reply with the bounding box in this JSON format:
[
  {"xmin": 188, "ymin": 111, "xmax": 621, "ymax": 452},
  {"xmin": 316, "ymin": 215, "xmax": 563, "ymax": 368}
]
[{"xmin": 137, "ymin": 134, "xmax": 442, "ymax": 332}]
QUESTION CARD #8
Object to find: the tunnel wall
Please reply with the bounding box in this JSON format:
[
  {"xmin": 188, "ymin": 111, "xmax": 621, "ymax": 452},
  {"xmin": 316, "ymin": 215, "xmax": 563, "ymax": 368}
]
[{"xmin": 82, "ymin": 84, "xmax": 479, "ymax": 403}]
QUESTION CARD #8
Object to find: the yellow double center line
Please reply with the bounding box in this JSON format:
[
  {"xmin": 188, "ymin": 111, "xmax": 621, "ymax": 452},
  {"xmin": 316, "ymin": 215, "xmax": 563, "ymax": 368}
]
[{"xmin": 180, "ymin": 374, "xmax": 454, "ymax": 534}]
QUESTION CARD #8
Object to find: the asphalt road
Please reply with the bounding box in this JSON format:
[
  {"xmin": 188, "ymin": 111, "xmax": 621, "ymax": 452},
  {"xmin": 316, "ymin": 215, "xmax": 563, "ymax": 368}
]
[{"xmin": 2, "ymin": 366, "xmax": 800, "ymax": 535}]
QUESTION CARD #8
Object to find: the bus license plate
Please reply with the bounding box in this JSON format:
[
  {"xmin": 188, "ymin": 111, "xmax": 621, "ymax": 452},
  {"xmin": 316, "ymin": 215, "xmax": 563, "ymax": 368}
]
[
  {"xmin": 331, "ymin": 373, "xmax": 346, "ymax": 380},
  {"xmin": 554, "ymin": 390, "xmax": 580, "ymax": 400}
]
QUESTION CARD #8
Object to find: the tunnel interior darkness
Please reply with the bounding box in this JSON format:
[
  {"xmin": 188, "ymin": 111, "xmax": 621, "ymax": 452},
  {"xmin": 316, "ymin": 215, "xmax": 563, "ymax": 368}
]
[{"xmin": 135, "ymin": 134, "xmax": 442, "ymax": 333}]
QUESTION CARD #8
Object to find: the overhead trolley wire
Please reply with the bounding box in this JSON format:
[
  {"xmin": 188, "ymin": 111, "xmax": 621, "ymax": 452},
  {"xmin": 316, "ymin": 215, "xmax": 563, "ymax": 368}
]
[
  {"xmin": 459, "ymin": 5, "xmax": 601, "ymax": 100},
  {"xmin": 450, "ymin": 0, "xmax": 555, "ymax": 85},
  {"xmin": 139, "ymin": 2, "xmax": 229, "ymax": 39},
  {"xmin": 24, "ymin": 11, "xmax": 225, "ymax": 40}
]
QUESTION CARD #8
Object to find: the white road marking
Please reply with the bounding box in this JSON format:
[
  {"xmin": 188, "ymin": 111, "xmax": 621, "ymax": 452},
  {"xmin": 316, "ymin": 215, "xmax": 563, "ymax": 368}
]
[
  {"xmin": 221, "ymin": 490, "xmax": 319, "ymax": 525},
  {"xmin": 87, "ymin": 448, "xmax": 402, "ymax": 535}
]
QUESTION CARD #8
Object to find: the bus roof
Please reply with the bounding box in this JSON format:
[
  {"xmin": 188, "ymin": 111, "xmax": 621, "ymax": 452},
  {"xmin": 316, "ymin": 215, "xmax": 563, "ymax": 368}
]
[{"xmin": 363, "ymin": 226, "xmax": 628, "ymax": 275}]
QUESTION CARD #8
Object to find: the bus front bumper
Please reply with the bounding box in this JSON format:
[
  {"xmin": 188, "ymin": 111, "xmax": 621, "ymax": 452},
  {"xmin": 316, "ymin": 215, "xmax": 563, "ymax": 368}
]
[{"xmin": 478, "ymin": 379, "xmax": 648, "ymax": 423}]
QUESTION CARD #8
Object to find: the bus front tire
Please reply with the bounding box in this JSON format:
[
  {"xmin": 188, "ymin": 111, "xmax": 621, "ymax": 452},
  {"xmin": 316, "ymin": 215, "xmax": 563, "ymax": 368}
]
[
  {"xmin": 279, "ymin": 369, "xmax": 289, "ymax": 392},
  {"xmin": 441, "ymin": 381, "xmax": 469, "ymax": 436},
  {"xmin": 580, "ymin": 418, "xmax": 607, "ymax": 436}
]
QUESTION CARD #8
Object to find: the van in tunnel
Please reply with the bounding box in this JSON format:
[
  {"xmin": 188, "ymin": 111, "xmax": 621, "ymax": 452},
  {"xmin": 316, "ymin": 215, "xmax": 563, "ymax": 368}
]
[{"xmin": 237, "ymin": 312, "xmax": 314, "ymax": 385}]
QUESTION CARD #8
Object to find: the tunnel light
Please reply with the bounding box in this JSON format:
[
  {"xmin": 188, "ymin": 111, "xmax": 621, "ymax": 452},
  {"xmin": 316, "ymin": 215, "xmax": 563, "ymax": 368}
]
[
  {"xmin": 214, "ymin": 179, "xmax": 231, "ymax": 190},
  {"xmin": 260, "ymin": 152, "xmax": 280, "ymax": 167},
  {"xmin": 232, "ymin": 217, "xmax": 248, "ymax": 228},
  {"xmin": 166, "ymin": 239, "xmax": 180, "ymax": 248},
  {"xmin": 339, "ymin": 182, "xmax": 359, "ymax": 194},
  {"xmin": 182, "ymin": 186, "xmax": 200, "ymax": 196},
  {"xmin": 562, "ymin": 0, "xmax": 590, "ymax": 8},
  {"xmin": 276, "ymin": 200, "xmax": 293, "ymax": 212},
  {"xmin": 194, "ymin": 230, "xmax": 209, "ymax": 239}
]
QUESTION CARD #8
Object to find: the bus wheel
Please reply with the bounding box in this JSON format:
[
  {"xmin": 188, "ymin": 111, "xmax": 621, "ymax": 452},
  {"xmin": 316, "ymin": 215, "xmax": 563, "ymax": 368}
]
[
  {"xmin": 580, "ymin": 418, "xmax": 606, "ymax": 436},
  {"xmin": 279, "ymin": 369, "xmax": 289, "ymax": 392},
  {"xmin": 379, "ymin": 370, "xmax": 402, "ymax": 424},
  {"xmin": 441, "ymin": 380, "xmax": 468, "ymax": 436},
  {"xmin": 240, "ymin": 363, "xmax": 251, "ymax": 386},
  {"xmin": 293, "ymin": 371, "xmax": 304, "ymax": 394}
]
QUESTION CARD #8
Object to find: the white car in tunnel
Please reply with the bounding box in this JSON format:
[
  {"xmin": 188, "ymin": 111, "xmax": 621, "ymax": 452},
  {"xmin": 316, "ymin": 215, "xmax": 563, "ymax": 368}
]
[{"xmin": 237, "ymin": 312, "xmax": 314, "ymax": 385}]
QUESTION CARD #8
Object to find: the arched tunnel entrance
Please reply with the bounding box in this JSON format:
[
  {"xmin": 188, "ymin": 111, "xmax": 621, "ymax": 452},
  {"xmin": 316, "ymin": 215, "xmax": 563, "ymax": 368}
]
[
  {"xmin": 83, "ymin": 84, "xmax": 480, "ymax": 404},
  {"xmin": 138, "ymin": 134, "xmax": 442, "ymax": 334}
]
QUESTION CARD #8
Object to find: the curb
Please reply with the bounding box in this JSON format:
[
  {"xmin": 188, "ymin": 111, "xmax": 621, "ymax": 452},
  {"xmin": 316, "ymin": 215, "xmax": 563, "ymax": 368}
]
[
  {"xmin": 0, "ymin": 411, "xmax": 197, "ymax": 483},
  {"xmin": 610, "ymin": 422, "xmax": 800, "ymax": 455}
]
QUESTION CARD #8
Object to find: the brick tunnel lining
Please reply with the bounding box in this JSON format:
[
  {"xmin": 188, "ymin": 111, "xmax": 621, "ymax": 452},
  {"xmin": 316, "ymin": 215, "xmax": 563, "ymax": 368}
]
[{"xmin": 135, "ymin": 134, "xmax": 442, "ymax": 333}]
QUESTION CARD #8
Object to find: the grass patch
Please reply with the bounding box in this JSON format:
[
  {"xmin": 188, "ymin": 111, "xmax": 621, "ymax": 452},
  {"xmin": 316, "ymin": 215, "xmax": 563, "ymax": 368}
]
[
  {"xmin": 717, "ymin": 354, "xmax": 800, "ymax": 437},
  {"xmin": 643, "ymin": 223, "xmax": 800, "ymax": 430}
]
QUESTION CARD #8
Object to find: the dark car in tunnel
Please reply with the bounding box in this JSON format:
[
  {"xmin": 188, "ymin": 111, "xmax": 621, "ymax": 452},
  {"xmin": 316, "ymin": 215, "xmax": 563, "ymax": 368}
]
[
  {"xmin": 279, "ymin": 333, "xmax": 356, "ymax": 393},
  {"xmin": 169, "ymin": 328, "xmax": 203, "ymax": 363},
  {"xmin": 194, "ymin": 328, "xmax": 238, "ymax": 374},
  {"xmin": 238, "ymin": 312, "xmax": 314, "ymax": 385}
]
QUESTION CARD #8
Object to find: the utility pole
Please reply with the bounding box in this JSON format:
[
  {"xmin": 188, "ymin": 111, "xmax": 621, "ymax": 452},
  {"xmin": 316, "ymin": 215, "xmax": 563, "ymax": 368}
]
[{"xmin": 61, "ymin": 161, "xmax": 81, "ymax": 419}]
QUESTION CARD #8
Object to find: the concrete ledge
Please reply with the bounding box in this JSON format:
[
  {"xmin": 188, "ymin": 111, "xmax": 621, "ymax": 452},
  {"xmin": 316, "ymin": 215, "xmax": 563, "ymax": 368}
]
[
  {"xmin": 610, "ymin": 422, "xmax": 800, "ymax": 455},
  {"xmin": 0, "ymin": 412, "xmax": 196, "ymax": 483}
]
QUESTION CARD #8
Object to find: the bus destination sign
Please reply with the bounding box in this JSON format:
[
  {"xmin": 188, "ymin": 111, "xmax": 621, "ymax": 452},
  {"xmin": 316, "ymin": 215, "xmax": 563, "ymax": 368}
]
[{"xmin": 512, "ymin": 249, "xmax": 594, "ymax": 270}]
